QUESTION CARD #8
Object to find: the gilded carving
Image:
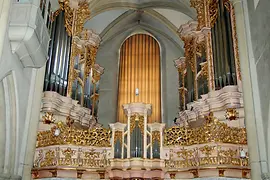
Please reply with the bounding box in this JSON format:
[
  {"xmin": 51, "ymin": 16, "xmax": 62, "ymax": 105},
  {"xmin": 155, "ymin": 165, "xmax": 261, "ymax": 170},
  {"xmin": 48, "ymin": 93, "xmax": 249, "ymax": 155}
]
[
  {"xmin": 114, "ymin": 131, "xmax": 123, "ymax": 144},
  {"xmin": 34, "ymin": 146, "xmax": 109, "ymax": 169},
  {"xmin": 61, "ymin": 147, "xmax": 76, "ymax": 165},
  {"xmin": 36, "ymin": 122, "xmax": 111, "ymax": 147},
  {"xmin": 225, "ymin": 108, "xmax": 239, "ymax": 121},
  {"xmin": 206, "ymin": 31, "xmax": 215, "ymax": 90},
  {"xmin": 130, "ymin": 114, "xmax": 144, "ymax": 134},
  {"xmin": 58, "ymin": 0, "xmax": 90, "ymax": 36},
  {"xmin": 230, "ymin": 4, "xmax": 242, "ymax": 81},
  {"xmin": 42, "ymin": 112, "xmax": 55, "ymax": 124},
  {"xmin": 40, "ymin": 150, "xmax": 56, "ymax": 167},
  {"xmin": 190, "ymin": 0, "xmax": 207, "ymax": 30},
  {"xmin": 182, "ymin": 36, "xmax": 196, "ymax": 73},
  {"xmin": 209, "ymin": 0, "xmax": 219, "ymax": 27},
  {"xmin": 152, "ymin": 131, "xmax": 160, "ymax": 144},
  {"xmin": 199, "ymin": 145, "xmax": 215, "ymax": 156},
  {"xmin": 164, "ymin": 112, "xmax": 247, "ymax": 146},
  {"xmin": 224, "ymin": 0, "xmax": 232, "ymax": 12},
  {"xmin": 33, "ymin": 150, "xmax": 43, "ymax": 168},
  {"xmin": 176, "ymin": 147, "xmax": 196, "ymax": 160},
  {"xmin": 165, "ymin": 145, "xmax": 249, "ymax": 169}
]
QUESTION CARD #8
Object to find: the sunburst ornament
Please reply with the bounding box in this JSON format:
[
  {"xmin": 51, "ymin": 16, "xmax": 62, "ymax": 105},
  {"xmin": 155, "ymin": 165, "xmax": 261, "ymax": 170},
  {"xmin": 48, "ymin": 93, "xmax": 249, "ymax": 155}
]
[
  {"xmin": 225, "ymin": 108, "xmax": 239, "ymax": 121},
  {"xmin": 42, "ymin": 112, "xmax": 55, "ymax": 124}
]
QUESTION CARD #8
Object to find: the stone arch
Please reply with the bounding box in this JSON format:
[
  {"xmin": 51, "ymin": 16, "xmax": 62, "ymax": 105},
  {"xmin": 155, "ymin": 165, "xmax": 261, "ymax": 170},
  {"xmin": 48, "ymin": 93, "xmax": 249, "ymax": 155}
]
[{"xmin": 0, "ymin": 72, "xmax": 19, "ymax": 176}]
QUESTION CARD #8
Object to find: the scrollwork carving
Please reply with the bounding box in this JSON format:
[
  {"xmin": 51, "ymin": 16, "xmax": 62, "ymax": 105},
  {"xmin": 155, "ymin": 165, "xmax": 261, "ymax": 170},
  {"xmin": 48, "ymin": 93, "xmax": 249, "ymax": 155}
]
[
  {"xmin": 152, "ymin": 131, "xmax": 160, "ymax": 144},
  {"xmin": 164, "ymin": 113, "xmax": 247, "ymax": 146},
  {"xmin": 130, "ymin": 114, "xmax": 144, "ymax": 134},
  {"xmin": 114, "ymin": 131, "xmax": 123, "ymax": 144},
  {"xmin": 36, "ymin": 122, "xmax": 111, "ymax": 148}
]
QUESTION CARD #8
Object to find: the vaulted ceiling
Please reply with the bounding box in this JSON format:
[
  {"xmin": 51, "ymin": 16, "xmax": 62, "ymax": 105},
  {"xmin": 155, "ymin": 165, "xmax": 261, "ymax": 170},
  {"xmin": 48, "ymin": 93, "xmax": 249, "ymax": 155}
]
[{"xmin": 83, "ymin": 0, "xmax": 197, "ymax": 49}]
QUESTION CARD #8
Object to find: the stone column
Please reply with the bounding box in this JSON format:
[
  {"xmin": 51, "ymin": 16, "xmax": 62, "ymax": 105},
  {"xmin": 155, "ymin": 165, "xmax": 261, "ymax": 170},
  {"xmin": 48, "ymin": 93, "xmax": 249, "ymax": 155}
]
[
  {"xmin": 230, "ymin": 0, "xmax": 266, "ymax": 179},
  {"xmin": 0, "ymin": 0, "xmax": 11, "ymax": 64},
  {"xmin": 20, "ymin": 66, "xmax": 47, "ymax": 179}
]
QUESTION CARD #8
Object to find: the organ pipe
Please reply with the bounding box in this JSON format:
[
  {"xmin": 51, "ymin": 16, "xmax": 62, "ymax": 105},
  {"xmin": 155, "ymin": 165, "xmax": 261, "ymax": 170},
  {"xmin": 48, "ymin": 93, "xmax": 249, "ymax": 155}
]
[
  {"xmin": 177, "ymin": 0, "xmax": 240, "ymax": 109},
  {"xmin": 43, "ymin": 11, "xmax": 71, "ymax": 96},
  {"xmin": 211, "ymin": 0, "xmax": 237, "ymax": 89}
]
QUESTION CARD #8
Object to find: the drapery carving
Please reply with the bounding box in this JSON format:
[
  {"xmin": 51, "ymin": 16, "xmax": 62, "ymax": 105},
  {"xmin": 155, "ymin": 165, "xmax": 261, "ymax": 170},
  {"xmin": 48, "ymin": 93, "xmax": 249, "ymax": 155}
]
[{"xmin": 117, "ymin": 34, "xmax": 161, "ymax": 123}]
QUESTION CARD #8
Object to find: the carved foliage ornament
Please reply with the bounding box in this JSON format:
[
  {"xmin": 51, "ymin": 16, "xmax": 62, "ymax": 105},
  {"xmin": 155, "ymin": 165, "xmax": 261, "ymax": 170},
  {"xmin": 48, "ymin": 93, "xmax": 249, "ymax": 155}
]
[
  {"xmin": 164, "ymin": 113, "xmax": 247, "ymax": 146},
  {"xmin": 190, "ymin": 0, "xmax": 207, "ymax": 30},
  {"xmin": 182, "ymin": 36, "xmax": 196, "ymax": 72},
  {"xmin": 152, "ymin": 131, "xmax": 160, "ymax": 144},
  {"xmin": 42, "ymin": 112, "xmax": 55, "ymax": 124},
  {"xmin": 57, "ymin": 0, "xmax": 91, "ymax": 36},
  {"xmin": 130, "ymin": 114, "xmax": 144, "ymax": 134},
  {"xmin": 36, "ymin": 122, "xmax": 111, "ymax": 147},
  {"xmin": 114, "ymin": 131, "xmax": 123, "ymax": 144}
]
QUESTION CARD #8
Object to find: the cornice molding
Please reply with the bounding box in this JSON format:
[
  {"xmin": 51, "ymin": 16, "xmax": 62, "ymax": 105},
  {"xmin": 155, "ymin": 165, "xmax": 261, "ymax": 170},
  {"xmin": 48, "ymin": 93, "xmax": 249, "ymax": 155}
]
[{"xmin": 41, "ymin": 91, "xmax": 98, "ymax": 128}]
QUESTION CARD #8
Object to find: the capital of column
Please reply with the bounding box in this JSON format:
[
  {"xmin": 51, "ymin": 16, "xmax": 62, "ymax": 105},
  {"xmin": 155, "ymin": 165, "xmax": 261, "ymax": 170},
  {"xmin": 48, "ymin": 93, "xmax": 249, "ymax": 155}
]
[
  {"xmin": 178, "ymin": 20, "xmax": 198, "ymax": 38},
  {"xmin": 122, "ymin": 103, "xmax": 152, "ymax": 117},
  {"xmin": 92, "ymin": 64, "xmax": 104, "ymax": 82},
  {"xmin": 73, "ymin": 29, "xmax": 101, "ymax": 49},
  {"xmin": 178, "ymin": 21, "xmax": 207, "ymax": 44}
]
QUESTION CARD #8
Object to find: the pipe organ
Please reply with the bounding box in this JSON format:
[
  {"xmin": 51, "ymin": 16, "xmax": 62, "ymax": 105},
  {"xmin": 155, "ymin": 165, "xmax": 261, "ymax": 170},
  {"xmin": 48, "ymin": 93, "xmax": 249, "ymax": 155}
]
[
  {"xmin": 32, "ymin": 0, "xmax": 250, "ymax": 179},
  {"xmin": 175, "ymin": 0, "xmax": 241, "ymax": 109},
  {"xmin": 42, "ymin": 0, "xmax": 104, "ymax": 121}
]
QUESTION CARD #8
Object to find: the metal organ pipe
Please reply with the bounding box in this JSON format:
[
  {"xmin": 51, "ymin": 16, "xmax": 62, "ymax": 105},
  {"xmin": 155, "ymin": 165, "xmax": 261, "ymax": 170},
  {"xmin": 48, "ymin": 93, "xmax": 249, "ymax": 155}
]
[
  {"xmin": 43, "ymin": 11, "xmax": 71, "ymax": 96},
  {"xmin": 211, "ymin": 0, "xmax": 237, "ymax": 90}
]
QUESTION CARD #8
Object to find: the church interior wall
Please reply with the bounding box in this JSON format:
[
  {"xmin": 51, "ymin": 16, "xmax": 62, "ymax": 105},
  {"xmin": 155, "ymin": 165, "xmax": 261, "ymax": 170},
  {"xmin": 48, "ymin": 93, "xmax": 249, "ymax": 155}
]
[{"xmin": 0, "ymin": 11, "xmax": 47, "ymax": 180}]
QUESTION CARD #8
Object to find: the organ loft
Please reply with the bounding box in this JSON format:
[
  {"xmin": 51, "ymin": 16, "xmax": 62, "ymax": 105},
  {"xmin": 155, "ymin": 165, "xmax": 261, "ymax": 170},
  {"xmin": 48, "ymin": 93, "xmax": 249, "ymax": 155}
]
[{"xmin": 2, "ymin": 0, "xmax": 270, "ymax": 179}]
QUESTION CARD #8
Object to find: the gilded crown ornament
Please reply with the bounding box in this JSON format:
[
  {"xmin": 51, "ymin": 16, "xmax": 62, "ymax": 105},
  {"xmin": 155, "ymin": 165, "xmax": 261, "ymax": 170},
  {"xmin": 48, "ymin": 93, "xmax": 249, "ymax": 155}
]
[
  {"xmin": 42, "ymin": 112, "xmax": 55, "ymax": 124},
  {"xmin": 225, "ymin": 108, "xmax": 239, "ymax": 121}
]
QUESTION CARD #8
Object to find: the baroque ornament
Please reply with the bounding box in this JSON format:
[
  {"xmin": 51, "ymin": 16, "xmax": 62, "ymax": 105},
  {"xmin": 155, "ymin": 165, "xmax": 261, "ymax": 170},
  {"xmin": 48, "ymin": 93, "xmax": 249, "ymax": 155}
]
[
  {"xmin": 164, "ymin": 112, "xmax": 247, "ymax": 146},
  {"xmin": 130, "ymin": 114, "xmax": 144, "ymax": 134},
  {"xmin": 42, "ymin": 112, "xmax": 55, "ymax": 124},
  {"xmin": 36, "ymin": 122, "xmax": 111, "ymax": 148}
]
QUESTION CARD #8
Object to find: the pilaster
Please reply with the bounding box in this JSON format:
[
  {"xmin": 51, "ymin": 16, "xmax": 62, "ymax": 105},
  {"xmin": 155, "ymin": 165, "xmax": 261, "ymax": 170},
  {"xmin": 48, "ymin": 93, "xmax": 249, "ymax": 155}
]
[{"xmin": 230, "ymin": 0, "xmax": 266, "ymax": 179}]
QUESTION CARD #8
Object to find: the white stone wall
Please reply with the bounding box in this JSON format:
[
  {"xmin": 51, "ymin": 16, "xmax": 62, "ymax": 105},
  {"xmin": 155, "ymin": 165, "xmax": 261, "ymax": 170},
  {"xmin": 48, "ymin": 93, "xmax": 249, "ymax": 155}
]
[
  {"xmin": 0, "ymin": 0, "xmax": 49, "ymax": 179},
  {"xmin": 238, "ymin": 0, "xmax": 270, "ymax": 179}
]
